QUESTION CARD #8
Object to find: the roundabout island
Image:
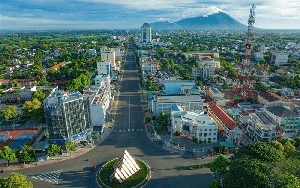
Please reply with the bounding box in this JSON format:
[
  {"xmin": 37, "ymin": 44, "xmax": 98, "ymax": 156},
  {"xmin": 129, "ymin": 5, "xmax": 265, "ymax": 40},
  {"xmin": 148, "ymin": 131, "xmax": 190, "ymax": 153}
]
[{"xmin": 97, "ymin": 150, "xmax": 151, "ymax": 188}]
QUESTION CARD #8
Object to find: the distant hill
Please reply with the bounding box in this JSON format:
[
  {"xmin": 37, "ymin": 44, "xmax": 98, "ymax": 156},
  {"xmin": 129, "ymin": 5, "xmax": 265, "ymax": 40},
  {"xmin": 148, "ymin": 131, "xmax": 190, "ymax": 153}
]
[{"xmin": 150, "ymin": 12, "xmax": 247, "ymax": 31}]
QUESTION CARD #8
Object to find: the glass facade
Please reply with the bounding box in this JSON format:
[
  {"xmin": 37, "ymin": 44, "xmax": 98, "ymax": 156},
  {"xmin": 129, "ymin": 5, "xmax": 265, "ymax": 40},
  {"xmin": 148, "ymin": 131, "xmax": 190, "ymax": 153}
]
[{"xmin": 44, "ymin": 90, "xmax": 92, "ymax": 143}]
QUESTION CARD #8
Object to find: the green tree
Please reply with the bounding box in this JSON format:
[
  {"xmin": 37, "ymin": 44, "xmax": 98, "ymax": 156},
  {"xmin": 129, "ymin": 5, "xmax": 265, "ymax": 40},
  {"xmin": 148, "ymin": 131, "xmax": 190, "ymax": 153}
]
[
  {"xmin": 294, "ymin": 137, "xmax": 300, "ymax": 148},
  {"xmin": 223, "ymin": 160, "xmax": 273, "ymax": 188},
  {"xmin": 19, "ymin": 145, "xmax": 35, "ymax": 163},
  {"xmin": 222, "ymin": 82, "xmax": 229, "ymax": 89},
  {"xmin": 32, "ymin": 90, "xmax": 46, "ymax": 101},
  {"xmin": 0, "ymin": 106, "xmax": 20, "ymax": 121},
  {"xmin": 210, "ymin": 154, "xmax": 229, "ymax": 178},
  {"xmin": 280, "ymin": 138, "xmax": 296, "ymax": 146},
  {"xmin": 233, "ymin": 142, "xmax": 283, "ymax": 162},
  {"xmin": 1, "ymin": 146, "xmax": 17, "ymax": 166},
  {"xmin": 65, "ymin": 141, "xmax": 76, "ymax": 156},
  {"xmin": 1, "ymin": 173, "xmax": 33, "ymax": 188},
  {"xmin": 270, "ymin": 141, "xmax": 284, "ymax": 153},
  {"xmin": 145, "ymin": 115, "xmax": 152, "ymax": 124},
  {"xmin": 38, "ymin": 75, "xmax": 50, "ymax": 86},
  {"xmin": 9, "ymin": 80, "xmax": 21, "ymax": 88},
  {"xmin": 157, "ymin": 112, "xmax": 168, "ymax": 126},
  {"xmin": 146, "ymin": 80, "xmax": 153, "ymax": 91},
  {"xmin": 283, "ymin": 141, "xmax": 297, "ymax": 157},
  {"xmin": 210, "ymin": 179, "xmax": 221, "ymax": 188},
  {"xmin": 271, "ymin": 158, "xmax": 300, "ymax": 188},
  {"xmin": 46, "ymin": 144, "xmax": 61, "ymax": 157},
  {"xmin": 213, "ymin": 145, "xmax": 229, "ymax": 154},
  {"xmin": 23, "ymin": 98, "xmax": 45, "ymax": 120}
]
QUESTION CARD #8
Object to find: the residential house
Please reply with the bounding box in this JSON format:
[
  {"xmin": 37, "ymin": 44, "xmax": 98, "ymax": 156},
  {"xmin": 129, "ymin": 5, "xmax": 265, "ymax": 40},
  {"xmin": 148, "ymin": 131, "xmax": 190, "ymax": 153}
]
[
  {"xmin": 247, "ymin": 111, "xmax": 278, "ymax": 143},
  {"xmin": 207, "ymin": 101, "xmax": 242, "ymax": 143},
  {"xmin": 258, "ymin": 92, "xmax": 289, "ymax": 107},
  {"xmin": 265, "ymin": 106, "xmax": 300, "ymax": 139}
]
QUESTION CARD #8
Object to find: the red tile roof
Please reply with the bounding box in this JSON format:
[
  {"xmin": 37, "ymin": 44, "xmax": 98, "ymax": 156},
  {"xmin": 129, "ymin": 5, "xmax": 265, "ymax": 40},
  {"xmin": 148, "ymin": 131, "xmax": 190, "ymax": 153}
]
[
  {"xmin": 258, "ymin": 92, "xmax": 285, "ymax": 102},
  {"xmin": 0, "ymin": 79, "xmax": 10, "ymax": 83},
  {"xmin": 51, "ymin": 80, "xmax": 67, "ymax": 85},
  {"xmin": 48, "ymin": 62, "xmax": 66, "ymax": 70},
  {"xmin": 208, "ymin": 101, "xmax": 238, "ymax": 130},
  {"xmin": 13, "ymin": 79, "xmax": 35, "ymax": 82}
]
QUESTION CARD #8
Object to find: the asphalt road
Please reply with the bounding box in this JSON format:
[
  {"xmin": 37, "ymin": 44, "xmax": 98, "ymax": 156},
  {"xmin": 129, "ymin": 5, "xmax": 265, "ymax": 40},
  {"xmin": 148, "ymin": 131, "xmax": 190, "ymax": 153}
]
[{"xmin": 0, "ymin": 39, "xmax": 214, "ymax": 188}]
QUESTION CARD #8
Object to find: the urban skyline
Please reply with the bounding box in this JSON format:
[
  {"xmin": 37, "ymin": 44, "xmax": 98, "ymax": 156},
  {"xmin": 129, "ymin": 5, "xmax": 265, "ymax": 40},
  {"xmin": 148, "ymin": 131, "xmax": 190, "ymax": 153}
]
[{"xmin": 1, "ymin": 0, "xmax": 300, "ymax": 30}]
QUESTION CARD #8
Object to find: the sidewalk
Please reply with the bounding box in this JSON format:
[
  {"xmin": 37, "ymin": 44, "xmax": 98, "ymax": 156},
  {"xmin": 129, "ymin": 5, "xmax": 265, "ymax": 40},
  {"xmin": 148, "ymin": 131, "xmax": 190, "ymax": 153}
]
[{"xmin": 2, "ymin": 128, "xmax": 113, "ymax": 171}]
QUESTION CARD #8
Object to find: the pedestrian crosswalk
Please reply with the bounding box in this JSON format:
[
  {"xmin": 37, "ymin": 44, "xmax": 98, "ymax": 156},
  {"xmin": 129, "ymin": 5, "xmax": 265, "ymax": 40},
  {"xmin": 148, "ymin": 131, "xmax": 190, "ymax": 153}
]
[
  {"xmin": 114, "ymin": 129, "xmax": 143, "ymax": 133},
  {"xmin": 32, "ymin": 169, "xmax": 63, "ymax": 184}
]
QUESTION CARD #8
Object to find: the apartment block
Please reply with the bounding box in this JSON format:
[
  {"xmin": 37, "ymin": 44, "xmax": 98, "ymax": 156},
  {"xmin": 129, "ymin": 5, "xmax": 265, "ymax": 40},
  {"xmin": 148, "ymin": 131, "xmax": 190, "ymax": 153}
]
[{"xmin": 44, "ymin": 90, "xmax": 92, "ymax": 144}]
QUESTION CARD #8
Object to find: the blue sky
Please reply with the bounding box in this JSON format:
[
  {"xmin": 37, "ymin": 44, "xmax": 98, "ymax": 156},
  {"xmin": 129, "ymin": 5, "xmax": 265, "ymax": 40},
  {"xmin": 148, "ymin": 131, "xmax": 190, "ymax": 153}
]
[{"xmin": 1, "ymin": 0, "xmax": 299, "ymax": 30}]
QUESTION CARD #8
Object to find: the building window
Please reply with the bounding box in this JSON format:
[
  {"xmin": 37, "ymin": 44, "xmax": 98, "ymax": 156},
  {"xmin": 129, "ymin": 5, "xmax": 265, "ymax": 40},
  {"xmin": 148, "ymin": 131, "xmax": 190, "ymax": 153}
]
[
  {"xmin": 213, "ymin": 138, "xmax": 216, "ymax": 140},
  {"xmin": 209, "ymin": 133, "xmax": 211, "ymax": 136},
  {"xmin": 204, "ymin": 133, "xmax": 207, "ymax": 137},
  {"xmin": 200, "ymin": 129, "xmax": 202, "ymax": 132},
  {"xmin": 209, "ymin": 129, "xmax": 212, "ymax": 131},
  {"xmin": 214, "ymin": 133, "xmax": 216, "ymax": 135},
  {"xmin": 205, "ymin": 129, "xmax": 207, "ymax": 131}
]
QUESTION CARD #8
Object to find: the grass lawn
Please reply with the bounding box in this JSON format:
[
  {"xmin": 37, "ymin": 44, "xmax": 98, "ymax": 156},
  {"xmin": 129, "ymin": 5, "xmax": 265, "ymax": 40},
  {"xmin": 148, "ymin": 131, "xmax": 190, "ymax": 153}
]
[{"xmin": 99, "ymin": 159, "xmax": 149, "ymax": 188}]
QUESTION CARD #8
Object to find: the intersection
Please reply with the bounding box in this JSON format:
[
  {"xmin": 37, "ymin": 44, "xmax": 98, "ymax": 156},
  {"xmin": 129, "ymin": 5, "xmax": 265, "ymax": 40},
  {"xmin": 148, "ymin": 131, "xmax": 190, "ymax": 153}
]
[{"xmin": 1, "ymin": 39, "xmax": 214, "ymax": 188}]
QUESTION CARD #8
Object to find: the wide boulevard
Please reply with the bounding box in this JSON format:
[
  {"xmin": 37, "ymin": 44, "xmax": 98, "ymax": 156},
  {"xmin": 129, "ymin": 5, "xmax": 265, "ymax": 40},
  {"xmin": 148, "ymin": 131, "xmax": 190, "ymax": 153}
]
[{"xmin": 1, "ymin": 39, "xmax": 214, "ymax": 188}]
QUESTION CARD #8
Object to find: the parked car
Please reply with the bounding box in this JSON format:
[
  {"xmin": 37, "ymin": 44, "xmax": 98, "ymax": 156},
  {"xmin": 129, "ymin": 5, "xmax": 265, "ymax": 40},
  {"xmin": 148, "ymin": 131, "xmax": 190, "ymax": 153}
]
[{"xmin": 92, "ymin": 165, "xmax": 97, "ymax": 171}]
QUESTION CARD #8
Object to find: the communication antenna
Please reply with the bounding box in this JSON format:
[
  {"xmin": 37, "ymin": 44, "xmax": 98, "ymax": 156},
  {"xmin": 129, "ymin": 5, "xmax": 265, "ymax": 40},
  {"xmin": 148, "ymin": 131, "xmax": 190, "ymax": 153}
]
[{"xmin": 242, "ymin": 4, "xmax": 256, "ymax": 66}]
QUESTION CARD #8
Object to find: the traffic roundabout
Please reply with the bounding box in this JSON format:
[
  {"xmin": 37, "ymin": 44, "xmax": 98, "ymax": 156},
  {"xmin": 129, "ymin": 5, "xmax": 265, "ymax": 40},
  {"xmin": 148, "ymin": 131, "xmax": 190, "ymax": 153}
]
[{"xmin": 97, "ymin": 156, "xmax": 151, "ymax": 188}]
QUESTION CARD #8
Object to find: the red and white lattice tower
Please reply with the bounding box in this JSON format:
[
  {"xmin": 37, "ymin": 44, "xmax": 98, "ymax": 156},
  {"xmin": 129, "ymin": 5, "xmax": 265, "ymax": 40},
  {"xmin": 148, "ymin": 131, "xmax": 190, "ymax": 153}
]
[{"xmin": 242, "ymin": 4, "xmax": 256, "ymax": 66}]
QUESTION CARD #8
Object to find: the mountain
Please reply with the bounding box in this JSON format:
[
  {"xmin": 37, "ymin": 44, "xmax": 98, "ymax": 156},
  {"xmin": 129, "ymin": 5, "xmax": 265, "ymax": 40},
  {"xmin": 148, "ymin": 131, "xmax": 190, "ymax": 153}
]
[{"xmin": 150, "ymin": 12, "xmax": 247, "ymax": 31}]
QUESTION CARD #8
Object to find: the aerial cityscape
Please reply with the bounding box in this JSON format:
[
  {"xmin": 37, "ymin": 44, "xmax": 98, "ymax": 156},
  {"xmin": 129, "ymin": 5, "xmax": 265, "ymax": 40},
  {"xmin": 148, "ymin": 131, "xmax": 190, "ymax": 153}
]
[{"xmin": 0, "ymin": 1, "xmax": 300, "ymax": 188}]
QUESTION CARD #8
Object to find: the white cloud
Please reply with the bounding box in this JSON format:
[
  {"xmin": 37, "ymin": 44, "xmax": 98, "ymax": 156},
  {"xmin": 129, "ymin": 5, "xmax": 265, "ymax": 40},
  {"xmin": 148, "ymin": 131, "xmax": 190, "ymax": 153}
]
[
  {"xmin": 78, "ymin": 0, "xmax": 196, "ymax": 10},
  {"xmin": 181, "ymin": 6, "xmax": 227, "ymax": 19},
  {"xmin": 0, "ymin": 15, "xmax": 118, "ymax": 30},
  {"xmin": 155, "ymin": 18, "xmax": 170, "ymax": 21}
]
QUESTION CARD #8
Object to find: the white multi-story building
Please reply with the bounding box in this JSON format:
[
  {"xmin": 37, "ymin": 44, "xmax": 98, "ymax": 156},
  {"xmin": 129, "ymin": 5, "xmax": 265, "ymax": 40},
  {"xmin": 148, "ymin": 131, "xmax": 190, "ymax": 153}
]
[
  {"xmin": 83, "ymin": 85, "xmax": 111, "ymax": 132},
  {"xmin": 254, "ymin": 50, "xmax": 264, "ymax": 61},
  {"xmin": 192, "ymin": 64, "xmax": 215, "ymax": 78},
  {"xmin": 141, "ymin": 23, "xmax": 152, "ymax": 43},
  {"xmin": 163, "ymin": 80, "xmax": 196, "ymax": 95},
  {"xmin": 149, "ymin": 95, "xmax": 205, "ymax": 116},
  {"xmin": 199, "ymin": 57, "xmax": 220, "ymax": 68},
  {"xmin": 247, "ymin": 111, "xmax": 278, "ymax": 143},
  {"xmin": 95, "ymin": 74, "xmax": 110, "ymax": 87},
  {"xmin": 97, "ymin": 61, "xmax": 111, "ymax": 75},
  {"xmin": 170, "ymin": 105, "xmax": 186, "ymax": 133},
  {"xmin": 264, "ymin": 106, "xmax": 300, "ymax": 139},
  {"xmin": 140, "ymin": 57, "xmax": 159, "ymax": 73},
  {"xmin": 86, "ymin": 49, "xmax": 97, "ymax": 56},
  {"xmin": 181, "ymin": 111, "xmax": 218, "ymax": 143},
  {"xmin": 101, "ymin": 49, "xmax": 116, "ymax": 70},
  {"xmin": 271, "ymin": 51, "xmax": 288, "ymax": 65},
  {"xmin": 114, "ymin": 46, "xmax": 123, "ymax": 60}
]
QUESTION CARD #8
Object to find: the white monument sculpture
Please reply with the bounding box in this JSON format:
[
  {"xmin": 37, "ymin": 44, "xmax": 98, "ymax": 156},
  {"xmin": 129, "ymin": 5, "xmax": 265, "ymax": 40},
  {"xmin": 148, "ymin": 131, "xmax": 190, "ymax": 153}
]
[{"xmin": 110, "ymin": 150, "xmax": 141, "ymax": 183}]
